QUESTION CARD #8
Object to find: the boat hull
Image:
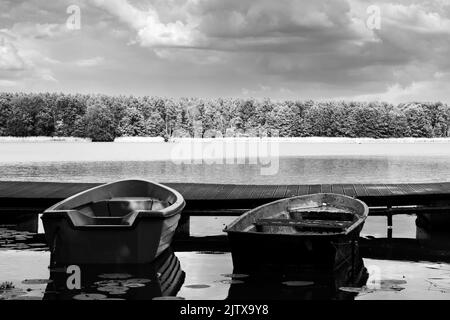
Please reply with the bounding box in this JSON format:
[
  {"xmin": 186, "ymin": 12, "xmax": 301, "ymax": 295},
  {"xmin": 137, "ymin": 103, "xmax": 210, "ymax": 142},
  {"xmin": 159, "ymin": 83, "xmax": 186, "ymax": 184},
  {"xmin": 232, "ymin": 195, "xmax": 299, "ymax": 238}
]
[
  {"xmin": 43, "ymin": 213, "xmax": 180, "ymax": 264},
  {"xmin": 41, "ymin": 179, "xmax": 185, "ymax": 264},
  {"xmin": 224, "ymin": 193, "xmax": 368, "ymax": 273}
]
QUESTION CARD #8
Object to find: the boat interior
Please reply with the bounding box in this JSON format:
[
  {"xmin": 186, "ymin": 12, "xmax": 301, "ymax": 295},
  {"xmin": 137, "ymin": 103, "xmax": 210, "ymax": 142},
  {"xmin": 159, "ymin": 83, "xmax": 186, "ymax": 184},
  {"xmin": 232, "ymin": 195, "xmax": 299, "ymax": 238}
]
[
  {"xmin": 237, "ymin": 195, "xmax": 364, "ymax": 235},
  {"xmin": 67, "ymin": 197, "xmax": 170, "ymax": 227},
  {"xmin": 252, "ymin": 205, "xmax": 357, "ymax": 235}
]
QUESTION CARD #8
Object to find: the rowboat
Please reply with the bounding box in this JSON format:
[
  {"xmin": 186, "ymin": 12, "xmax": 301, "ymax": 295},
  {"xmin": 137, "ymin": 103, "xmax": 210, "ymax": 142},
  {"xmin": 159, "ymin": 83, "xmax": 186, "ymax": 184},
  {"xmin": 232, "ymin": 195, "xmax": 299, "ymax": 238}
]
[
  {"xmin": 41, "ymin": 179, "xmax": 185, "ymax": 264},
  {"xmin": 224, "ymin": 193, "xmax": 369, "ymax": 274}
]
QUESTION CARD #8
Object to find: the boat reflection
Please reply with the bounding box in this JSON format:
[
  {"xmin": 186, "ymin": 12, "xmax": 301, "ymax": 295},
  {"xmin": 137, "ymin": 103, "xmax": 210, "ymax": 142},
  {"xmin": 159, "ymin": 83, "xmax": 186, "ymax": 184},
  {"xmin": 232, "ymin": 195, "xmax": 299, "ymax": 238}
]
[
  {"xmin": 227, "ymin": 249, "xmax": 368, "ymax": 300},
  {"xmin": 43, "ymin": 248, "xmax": 185, "ymax": 300}
]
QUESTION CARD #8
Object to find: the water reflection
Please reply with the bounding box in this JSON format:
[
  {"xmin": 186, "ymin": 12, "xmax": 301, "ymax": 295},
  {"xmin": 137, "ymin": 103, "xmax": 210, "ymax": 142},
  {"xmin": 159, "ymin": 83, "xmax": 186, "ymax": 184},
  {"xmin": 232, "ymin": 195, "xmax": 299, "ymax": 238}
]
[
  {"xmin": 226, "ymin": 246, "xmax": 368, "ymax": 300},
  {"xmin": 43, "ymin": 248, "xmax": 185, "ymax": 300}
]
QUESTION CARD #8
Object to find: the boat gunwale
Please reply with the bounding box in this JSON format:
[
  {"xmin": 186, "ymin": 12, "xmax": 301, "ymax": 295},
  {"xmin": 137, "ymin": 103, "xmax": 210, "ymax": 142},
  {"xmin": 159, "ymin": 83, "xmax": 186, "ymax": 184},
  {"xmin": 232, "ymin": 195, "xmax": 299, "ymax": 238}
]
[
  {"xmin": 223, "ymin": 193, "xmax": 369, "ymax": 237},
  {"xmin": 41, "ymin": 179, "xmax": 186, "ymax": 228}
]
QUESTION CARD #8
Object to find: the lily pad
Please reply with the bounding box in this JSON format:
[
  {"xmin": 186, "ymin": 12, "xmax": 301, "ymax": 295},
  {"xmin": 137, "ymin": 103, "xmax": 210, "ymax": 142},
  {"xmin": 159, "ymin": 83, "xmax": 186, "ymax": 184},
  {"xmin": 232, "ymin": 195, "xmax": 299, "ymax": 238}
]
[
  {"xmin": 122, "ymin": 278, "xmax": 151, "ymax": 284},
  {"xmin": 282, "ymin": 281, "xmax": 315, "ymax": 287},
  {"xmin": 152, "ymin": 296, "xmax": 185, "ymax": 300},
  {"xmin": 0, "ymin": 288, "xmax": 27, "ymax": 300},
  {"xmin": 22, "ymin": 279, "xmax": 53, "ymax": 285},
  {"xmin": 96, "ymin": 286, "xmax": 126, "ymax": 292},
  {"xmin": 98, "ymin": 273, "xmax": 132, "ymax": 279},
  {"xmin": 28, "ymin": 243, "xmax": 48, "ymax": 247},
  {"xmin": 219, "ymin": 279, "xmax": 245, "ymax": 285},
  {"xmin": 185, "ymin": 284, "xmax": 210, "ymax": 289},
  {"xmin": 339, "ymin": 286, "xmax": 371, "ymax": 293},
  {"xmin": 123, "ymin": 283, "xmax": 145, "ymax": 288},
  {"xmin": 107, "ymin": 288, "xmax": 129, "ymax": 295},
  {"xmin": 13, "ymin": 296, "xmax": 42, "ymax": 300},
  {"xmin": 73, "ymin": 293, "xmax": 107, "ymax": 300},
  {"xmin": 221, "ymin": 273, "xmax": 249, "ymax": 279}
]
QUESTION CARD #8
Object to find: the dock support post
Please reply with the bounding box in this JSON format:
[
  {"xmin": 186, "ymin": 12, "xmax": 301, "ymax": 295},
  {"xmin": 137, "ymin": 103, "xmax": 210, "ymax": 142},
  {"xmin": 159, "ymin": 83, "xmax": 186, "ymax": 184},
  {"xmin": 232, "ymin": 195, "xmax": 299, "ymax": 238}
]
[
  {"xmin": 387, "ymin": 206, "xmax": 393, "ymax": 239},
  {"xmin": 175, "ymin": 215, "xmax": 190, "ymax": 238}
]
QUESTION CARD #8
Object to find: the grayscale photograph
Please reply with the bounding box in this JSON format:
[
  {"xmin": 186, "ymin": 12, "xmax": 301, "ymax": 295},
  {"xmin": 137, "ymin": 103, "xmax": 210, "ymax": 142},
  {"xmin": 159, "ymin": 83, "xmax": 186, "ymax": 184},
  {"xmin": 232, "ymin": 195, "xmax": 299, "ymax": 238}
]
[{"xmin": 0, "ymin": 0, "xmax": 450, "ymax": 309}]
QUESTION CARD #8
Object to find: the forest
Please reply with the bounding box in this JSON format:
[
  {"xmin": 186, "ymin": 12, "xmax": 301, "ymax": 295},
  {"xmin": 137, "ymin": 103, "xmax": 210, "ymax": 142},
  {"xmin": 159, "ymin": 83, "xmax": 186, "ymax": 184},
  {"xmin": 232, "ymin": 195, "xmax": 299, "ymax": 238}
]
[{"xmin": 0, "ymin": 92, "xmax": 449, "ymax": 141}]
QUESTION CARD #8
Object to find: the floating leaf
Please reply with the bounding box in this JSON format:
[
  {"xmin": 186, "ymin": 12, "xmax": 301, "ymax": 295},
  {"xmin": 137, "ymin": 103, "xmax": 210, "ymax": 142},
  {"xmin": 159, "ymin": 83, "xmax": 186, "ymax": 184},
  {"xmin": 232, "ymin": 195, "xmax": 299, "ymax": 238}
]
[
  {"xmin": 98, "ymin": 273, "xmax": 132, "ymax": 279},
  {"xmin": 379, "ymin": 279, "xmax": 407, "ymax": 286},
  {"xmin": 94, "ymin": 280, "xmax": 122, "ymax": 286},
  {"xmin": 122, "ymin": 278, "xmax": 151, "ymax": 284},
  {"xmin": 73, "ymin": 293, "xmax": 107, "ymax": 300},
  {"xmin": 282, "ymin": 281, "xmax": 315, "ymax": 287},
  {"xmin": 123, "ymin": 283, "xmax": 145, "ymax": 288},
  {"xmin": 339, "ymin": 286, "xmax": 369, "ymax": 293},
  {"xmin": 96, "ymin": 286, "xmax": 125, "ymax": 292},
  {"xmin": 0, "ymin": 288, "xmax": 27, "ymax": 300},
  {"xmin": 13, "ymin": 296, "xmax": 42, "ymax": 300},
  {"xmin": 152, "ymin": 296, "xmax": 185, "ymax": 300},
  {"xmin": 28, "ymin": 243, "xmax": 48, "ymax": 247},
  {"xmin": 185, "ymin": 284, "xmax": 210, "ymax": 289},
  {"xmin": 219, "ymin": 279, "xmax": 244, "ymax": 285},
  {"xmin": 22, "ymin": 279, "xmax": 53, "ymax": 285},
  {"xmin": 221, "ymin": 273, "xmax": 249, "ymax": 279},
  {"xmin": 107, "ymin": 288, "xmax": 129, "ymax": 295}
]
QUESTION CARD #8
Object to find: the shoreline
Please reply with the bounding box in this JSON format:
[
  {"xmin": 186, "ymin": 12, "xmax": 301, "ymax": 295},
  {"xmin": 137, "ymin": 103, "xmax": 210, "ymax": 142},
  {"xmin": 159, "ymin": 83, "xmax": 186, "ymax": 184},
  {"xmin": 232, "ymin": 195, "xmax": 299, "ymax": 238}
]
[
  {"xmin": 0, "ymin": 137, "xmax": 450, "ymax": 163},
  {"xmin": 1, "ymin": 136, "xmax": 450, "ymax": 143}
]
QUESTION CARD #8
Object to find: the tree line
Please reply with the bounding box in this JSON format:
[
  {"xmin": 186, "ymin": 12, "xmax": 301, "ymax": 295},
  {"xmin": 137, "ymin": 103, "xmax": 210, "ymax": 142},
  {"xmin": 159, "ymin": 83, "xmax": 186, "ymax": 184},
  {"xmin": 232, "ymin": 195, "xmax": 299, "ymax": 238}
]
[{"xmin": 0, "ymin": 92, "xmax": 449, "ymax": 141}]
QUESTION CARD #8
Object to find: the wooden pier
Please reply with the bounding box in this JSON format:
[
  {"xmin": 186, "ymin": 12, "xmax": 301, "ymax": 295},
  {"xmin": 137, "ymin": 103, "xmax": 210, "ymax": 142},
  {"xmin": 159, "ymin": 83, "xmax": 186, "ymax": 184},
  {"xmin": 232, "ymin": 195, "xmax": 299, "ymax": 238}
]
[
  {"xmin": 1, "ymin": 181, "xmax": 450, "ymax": 262},
  {"xmin": 1, "ymin": 180, "xmax": 450, "ymax": 212}
]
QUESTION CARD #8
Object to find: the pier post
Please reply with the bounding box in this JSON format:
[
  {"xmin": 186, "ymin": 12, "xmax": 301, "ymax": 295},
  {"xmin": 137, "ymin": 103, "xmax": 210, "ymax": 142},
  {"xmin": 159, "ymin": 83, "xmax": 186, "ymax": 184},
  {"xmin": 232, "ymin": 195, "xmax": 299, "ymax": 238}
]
[
  {"xmin": 175, "ymin": 214, "xmax": 190, "ymax": 238},
  {"xmin": 387, "ymin": 206, "xmax": 393, "ymax": 239}
]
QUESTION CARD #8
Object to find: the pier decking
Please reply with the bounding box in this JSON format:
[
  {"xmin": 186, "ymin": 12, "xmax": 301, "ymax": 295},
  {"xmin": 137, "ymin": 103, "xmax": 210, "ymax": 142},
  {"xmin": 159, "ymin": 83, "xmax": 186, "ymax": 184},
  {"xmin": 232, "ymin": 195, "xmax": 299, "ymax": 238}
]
[
  {"xmin": 1, "ymin": 181, "xmax": 450, "ymax": 210},
  {"xmin": 1, "ymin": 180, "xmax": 450, "ymax": 210},
  {"xmin": 1, "ymin": 181, "xmax": 450, "ymax": 262}
]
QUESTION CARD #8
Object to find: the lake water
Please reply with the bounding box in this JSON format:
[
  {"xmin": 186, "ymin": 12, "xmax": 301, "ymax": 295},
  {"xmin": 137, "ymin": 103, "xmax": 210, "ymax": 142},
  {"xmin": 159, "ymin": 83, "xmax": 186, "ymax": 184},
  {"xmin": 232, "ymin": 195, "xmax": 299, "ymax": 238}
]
[
  {"xmin": 0, "ymin": 140, "xmax": 450, "ymax": 184},
  {"xmin": 1, "ymin": 156, "xmax": 450, "ymax": 184},
  {"xmin": 1, "ymin": 141, "xmax": 450, "ymax": 300}
]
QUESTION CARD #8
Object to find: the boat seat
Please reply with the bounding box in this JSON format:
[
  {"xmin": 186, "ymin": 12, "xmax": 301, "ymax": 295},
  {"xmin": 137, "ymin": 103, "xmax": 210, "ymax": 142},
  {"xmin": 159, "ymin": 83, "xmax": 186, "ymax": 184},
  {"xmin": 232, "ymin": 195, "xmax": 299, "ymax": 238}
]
[
  {"xmin": 254, "ymin": 218, "xmax": 353, "ymax": 232},
  {"xmin": 67, "ymin": 210, "xmax": 140, "ymax": 227},
  {"xmin": 108, "ymin": 198, "xmax": 153, "ymax": 217}
]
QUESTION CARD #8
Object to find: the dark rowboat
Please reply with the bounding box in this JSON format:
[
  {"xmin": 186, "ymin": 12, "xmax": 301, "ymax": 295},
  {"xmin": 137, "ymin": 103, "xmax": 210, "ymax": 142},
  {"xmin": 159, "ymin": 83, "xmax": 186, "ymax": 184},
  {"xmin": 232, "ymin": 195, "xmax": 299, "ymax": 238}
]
[
  {"xmin": 41, "ymin": 179, "xmax": 185, "ymax": 264},
  {"xmin": 224, "ymin": 193, "xmax": 369, "ymax": 274}
]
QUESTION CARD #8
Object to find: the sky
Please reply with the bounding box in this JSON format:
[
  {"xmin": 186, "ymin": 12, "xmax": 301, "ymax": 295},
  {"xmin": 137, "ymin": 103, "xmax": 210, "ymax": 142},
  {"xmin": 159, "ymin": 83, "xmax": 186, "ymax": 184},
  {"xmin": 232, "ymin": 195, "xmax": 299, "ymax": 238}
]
[{"xmin": 0, "ymin": 0, "xmax": 449, "ymax": 103}]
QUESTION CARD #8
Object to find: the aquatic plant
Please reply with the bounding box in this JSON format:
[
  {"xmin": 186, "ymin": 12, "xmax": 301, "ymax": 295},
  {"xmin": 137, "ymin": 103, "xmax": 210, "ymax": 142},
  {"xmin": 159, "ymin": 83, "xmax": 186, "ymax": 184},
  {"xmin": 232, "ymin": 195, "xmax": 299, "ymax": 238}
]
[{"xmin": 0, "ymin": 282, "xmax": 14, "ymax": 290}]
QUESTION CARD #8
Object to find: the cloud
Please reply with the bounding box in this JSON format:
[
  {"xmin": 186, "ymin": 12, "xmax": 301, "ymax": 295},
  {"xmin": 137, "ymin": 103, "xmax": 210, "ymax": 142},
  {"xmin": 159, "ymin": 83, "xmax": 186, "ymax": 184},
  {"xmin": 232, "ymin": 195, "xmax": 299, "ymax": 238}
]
[
  {"xmin": 342, "ymin": 72, "xmax": 450, "ymax": 103},
  {"xmin": 91, "ymin": 0, "xmax": 201, "ymax": 47},
  {"xmin": 0, "ymin": 36, "xmax": 25, "ymax": 70},
  {"xmin": 75, "ymin": 56, "xmax": 105, "ymax": 67},
  {"xmin": 0, "ymin": 0, "xmax": 449, "ymax": 101}
]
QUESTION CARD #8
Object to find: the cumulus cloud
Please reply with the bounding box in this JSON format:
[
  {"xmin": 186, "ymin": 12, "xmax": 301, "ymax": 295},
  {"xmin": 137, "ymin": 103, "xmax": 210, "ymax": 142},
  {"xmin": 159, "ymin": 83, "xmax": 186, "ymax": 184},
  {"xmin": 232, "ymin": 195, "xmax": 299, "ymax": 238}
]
[
  {"xmin": 75, "ymin": 56, "xmax": 105, "ymax": 67},
  {"xmin": 0, "ymin": 0, "xmax": 449, "ymax": 102},
  {"xmin": 0, "ymin": 36, "xmax": 25, "ymax": 70},
  {"xmin": 90, "ymin": 0, "xmax": 201, "ymax": 47}
]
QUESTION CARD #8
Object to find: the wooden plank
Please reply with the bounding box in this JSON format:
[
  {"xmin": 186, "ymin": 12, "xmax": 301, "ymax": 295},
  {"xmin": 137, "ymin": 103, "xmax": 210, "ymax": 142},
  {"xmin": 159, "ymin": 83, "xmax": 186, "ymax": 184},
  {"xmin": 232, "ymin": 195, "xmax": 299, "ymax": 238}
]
[
  {"xmin": 297, "ymin": 185, "xmax": 309, "ymax": 196},
  {"xmin": 353, "ymin": 184, "xmax": 368, "ymax": 197},
  {"xmin": 321, "ymin": 184, "xmax": 332, "ymax": 193},
  {"xmin": 331, "ymin": 184, "xmax": 345, "ymax": 195},
  {"xmin": 272, "ymin": 185, "xmax": 288, "ymax": 199},
  {"xmin": 342, "ymin": 184, "xmax": 357, "ymax": 197},
  {"xmin": 364, "ymin": 184, "xmax": 382, "ymax": 197},
  {"xmin": 309, "ymin": 184, "xmax": 321, "ymax": 194},
  {"xmin": 285, "ymin": 185, "xmax": 298, "ymax": 198},
  {"xmin": 260, "ymin": 185, "xmax": 278, "ymax": 199},
  {"xmin": 255, "ymin": 218, "xmax": 350, "ymax": 231},
  {"xmin": 385, "ymin": 184, "xmax": 407, "ymax": 196}
]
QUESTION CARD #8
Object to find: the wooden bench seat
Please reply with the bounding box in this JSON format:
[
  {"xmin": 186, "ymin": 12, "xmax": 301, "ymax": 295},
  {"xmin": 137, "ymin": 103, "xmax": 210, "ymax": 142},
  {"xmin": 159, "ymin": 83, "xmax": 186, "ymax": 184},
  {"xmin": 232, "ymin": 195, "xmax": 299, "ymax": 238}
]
[{"xmin": 254, "ymin": 218, "xmax": 353, "ymax": 231}]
